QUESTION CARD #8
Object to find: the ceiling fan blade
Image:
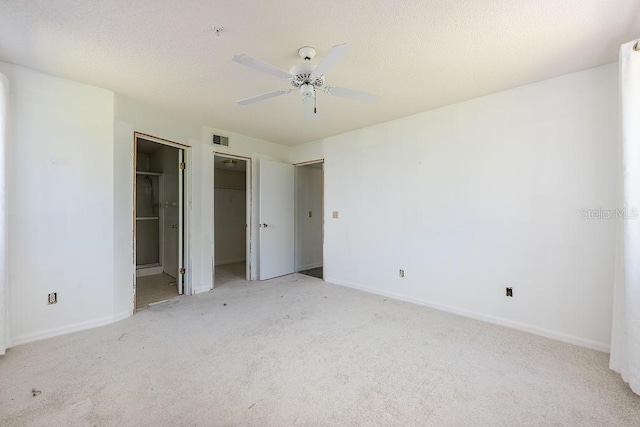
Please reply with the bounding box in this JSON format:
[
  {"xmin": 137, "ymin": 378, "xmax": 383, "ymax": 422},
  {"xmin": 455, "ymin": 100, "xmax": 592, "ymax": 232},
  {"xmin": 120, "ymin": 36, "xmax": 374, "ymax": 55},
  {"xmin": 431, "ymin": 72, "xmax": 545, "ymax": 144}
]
[
  {"xmin": 236, "ymin": 89, "xmax": 294, "ymax": 105},
  {"xmin": 232, "ymin": 54, "xmax": 292, "ymax": 80},
  {"xmin": 325, "ymin": 86, "xmax": 380, "ymax": 104},
  {"xmin": 302, "ymin": 96, "xmax": 317, "ymax": 119},
  {"xmin": 310, "ymin": 43, "xmax": 351, "ymax": 80}
]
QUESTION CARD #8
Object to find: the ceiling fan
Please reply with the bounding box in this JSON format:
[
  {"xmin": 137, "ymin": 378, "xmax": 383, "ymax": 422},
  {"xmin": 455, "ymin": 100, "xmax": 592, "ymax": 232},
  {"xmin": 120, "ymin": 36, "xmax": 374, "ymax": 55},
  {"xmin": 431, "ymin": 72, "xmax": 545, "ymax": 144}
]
[{"xmin": 232, "ymin": 44, "xmax": 380, "ymax": 117}]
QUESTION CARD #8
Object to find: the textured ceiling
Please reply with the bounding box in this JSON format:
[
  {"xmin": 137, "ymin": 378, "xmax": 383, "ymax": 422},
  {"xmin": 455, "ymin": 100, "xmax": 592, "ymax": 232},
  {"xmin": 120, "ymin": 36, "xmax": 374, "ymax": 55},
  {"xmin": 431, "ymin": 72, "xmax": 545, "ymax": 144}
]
[{"xmin": 1, "ymin": 0, "xmax": 639, "ymax": 146}]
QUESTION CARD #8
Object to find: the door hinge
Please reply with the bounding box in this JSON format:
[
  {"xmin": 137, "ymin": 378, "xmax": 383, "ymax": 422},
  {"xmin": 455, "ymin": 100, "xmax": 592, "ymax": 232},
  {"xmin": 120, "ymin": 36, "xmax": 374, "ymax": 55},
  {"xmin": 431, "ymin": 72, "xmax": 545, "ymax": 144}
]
[
  {"xmin": 179, "ymin": 162, "xmax": 186, "ymax": 170},
  {"xmin": 179, "ymin": 267, "xmax": 186, "ymax": 275}
]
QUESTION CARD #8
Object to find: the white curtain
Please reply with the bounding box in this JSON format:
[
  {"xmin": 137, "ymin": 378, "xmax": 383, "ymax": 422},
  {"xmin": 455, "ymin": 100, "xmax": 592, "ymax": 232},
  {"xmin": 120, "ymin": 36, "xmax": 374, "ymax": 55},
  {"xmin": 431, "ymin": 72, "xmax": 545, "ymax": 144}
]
[
  {"xmin": 610, "ymin": 39, "xmax": 640, "ymax": 395},
  {"xmin": 0, "ymin": 72, "xmax": 7, "ymax": 356}
]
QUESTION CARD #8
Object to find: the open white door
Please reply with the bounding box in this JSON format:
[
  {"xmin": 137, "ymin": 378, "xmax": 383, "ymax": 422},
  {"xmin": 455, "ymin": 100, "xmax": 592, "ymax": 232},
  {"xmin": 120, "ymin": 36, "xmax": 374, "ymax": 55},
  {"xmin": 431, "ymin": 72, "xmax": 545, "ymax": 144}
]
[
  {"xmin": 177, "ymin": 150, "xmax": 184, "ymax": 294},
  {"xmin": 259, "ymin": 159, "xmax": 294, "ymax": 280}
]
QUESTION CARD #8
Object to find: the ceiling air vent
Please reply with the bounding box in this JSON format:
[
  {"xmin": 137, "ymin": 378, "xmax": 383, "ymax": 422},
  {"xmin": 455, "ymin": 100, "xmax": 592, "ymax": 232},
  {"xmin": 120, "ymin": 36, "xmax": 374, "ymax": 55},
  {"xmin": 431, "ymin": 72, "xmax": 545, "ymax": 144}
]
[{"xmin": 213, "ymin": 134, "xmax": 229, "ymax": 146}]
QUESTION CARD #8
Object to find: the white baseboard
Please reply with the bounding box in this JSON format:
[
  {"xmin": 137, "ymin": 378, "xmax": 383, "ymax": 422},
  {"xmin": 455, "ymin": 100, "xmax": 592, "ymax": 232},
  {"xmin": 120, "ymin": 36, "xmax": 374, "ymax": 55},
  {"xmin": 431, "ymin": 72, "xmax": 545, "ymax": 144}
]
[
  {"xmin": 215, "ymin": 257, "xmax": 245, "ymax": 266},
  {"xmin": 10, "ymin": 310, "xmax": 132, "ymax": 348},
  {"xmin": 136, "ymin": 266, "xmax": 164, "ymax": 277},
  {"xmin": 297, "ymin": 262, "xmax": 323, "ymax": 272},
  {"xmin": 325, "ymin": 277, "xmax": 610, "ymax": 353}
]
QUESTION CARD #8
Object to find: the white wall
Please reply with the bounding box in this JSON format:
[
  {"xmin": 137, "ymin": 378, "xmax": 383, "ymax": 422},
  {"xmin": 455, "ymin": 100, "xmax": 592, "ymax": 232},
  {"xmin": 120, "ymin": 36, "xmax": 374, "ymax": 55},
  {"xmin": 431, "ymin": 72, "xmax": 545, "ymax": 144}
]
[
  {"xmin": 113, "ymin": 120, "xmax": 134, "ymax": 319},
  {"xmin": 1, "ymin": 63, "xmax": 116, "ymax": 346},
  {"xmin": 292, "ymin": 63, "xmax": 619, "ymax": 351},
  {"xmin": 291, "ymin": 140, "xmax": 324, "ymax": 165},
  {"xmin": 214, "ymin": 169, "xmax": 246, "ymax": 265},
  {"xmin": 214, "ymin": 167, "xmax": 246, "ymax": 189},
  {"xmin": 295, "ymin": 165, "xmax": 323, "ymax": 271}
]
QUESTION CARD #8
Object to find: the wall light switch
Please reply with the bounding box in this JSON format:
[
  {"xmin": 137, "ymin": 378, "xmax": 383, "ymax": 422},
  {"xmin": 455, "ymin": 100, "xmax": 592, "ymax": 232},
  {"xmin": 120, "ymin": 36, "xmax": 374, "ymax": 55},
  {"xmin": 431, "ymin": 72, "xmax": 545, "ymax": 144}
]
[{"xmin": 332, "ymin": 211, "xmax": 339, "ymax": 219}]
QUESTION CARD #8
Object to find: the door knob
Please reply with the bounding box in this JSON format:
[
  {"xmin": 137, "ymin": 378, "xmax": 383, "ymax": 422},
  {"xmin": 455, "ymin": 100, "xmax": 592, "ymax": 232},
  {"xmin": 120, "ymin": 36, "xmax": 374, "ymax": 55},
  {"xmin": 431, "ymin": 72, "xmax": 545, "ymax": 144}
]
[{"xmin": 260, "ymin": 223, "xmax": 269, "ymax": 228}]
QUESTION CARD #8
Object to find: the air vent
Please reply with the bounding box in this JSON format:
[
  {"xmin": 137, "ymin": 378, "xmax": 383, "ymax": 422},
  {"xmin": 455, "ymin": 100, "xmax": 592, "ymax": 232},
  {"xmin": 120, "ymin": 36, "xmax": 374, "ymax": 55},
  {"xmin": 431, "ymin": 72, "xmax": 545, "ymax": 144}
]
[{"xmin": 213, "ymin": 134, "xmax": 229, "ymax": 146}]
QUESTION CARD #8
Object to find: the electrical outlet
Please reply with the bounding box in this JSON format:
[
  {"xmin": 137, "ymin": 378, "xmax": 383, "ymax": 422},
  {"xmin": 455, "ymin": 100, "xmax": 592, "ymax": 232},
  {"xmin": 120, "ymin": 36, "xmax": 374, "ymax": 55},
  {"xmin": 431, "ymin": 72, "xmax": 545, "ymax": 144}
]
[
  {"xmin": 48, "ymin": 292, "xmax": 57, "ymax": 305},
  {"xmin": 399, "ymin": 269, "xmax": 405, "ymax": 278},
  {"xmin": 332, "ymin": 211, "xmax": 339, "ymax": 219},
  {"xmin": 308, "ymin": 211, "xmax": 312, "ymax": 218},
  {"xmin": 506, "ymin": 287, "xmax": 513, "ymax": 297}
]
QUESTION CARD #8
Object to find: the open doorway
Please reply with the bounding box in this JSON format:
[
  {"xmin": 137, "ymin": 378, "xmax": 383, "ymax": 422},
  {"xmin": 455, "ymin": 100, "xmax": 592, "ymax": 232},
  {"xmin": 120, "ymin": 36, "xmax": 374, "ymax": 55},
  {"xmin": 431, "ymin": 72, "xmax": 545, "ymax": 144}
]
[
  {"xmin": 134, "ymin": 135, "xmax": 187, "ymax": 310},
  {"xmin": 213, "ymin": 154, "xmax": 251, "ymax": 287},
  {"xmin": 295, "ymin": 161, "xmax": 324, "ymax": 279}
]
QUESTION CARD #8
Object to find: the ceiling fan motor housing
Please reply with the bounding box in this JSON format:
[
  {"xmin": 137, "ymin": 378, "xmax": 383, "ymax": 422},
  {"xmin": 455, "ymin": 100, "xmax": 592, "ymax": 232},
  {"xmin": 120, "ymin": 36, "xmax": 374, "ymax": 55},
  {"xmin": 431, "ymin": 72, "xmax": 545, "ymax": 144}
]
[{"xmin": 289, "ymin": 63, "xmax": 324, "ymax": 88}]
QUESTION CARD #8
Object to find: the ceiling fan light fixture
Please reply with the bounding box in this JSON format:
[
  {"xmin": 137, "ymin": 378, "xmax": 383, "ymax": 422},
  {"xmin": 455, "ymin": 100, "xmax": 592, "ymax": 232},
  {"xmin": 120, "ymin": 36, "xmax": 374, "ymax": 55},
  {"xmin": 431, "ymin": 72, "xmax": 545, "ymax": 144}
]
[
  {"xmin": 222, "ymin": 159, "xmax": 237, "ymax": 169},
  {"xmin": 300, "ymin": 83, "xmax": 315, "ymax": 98}
]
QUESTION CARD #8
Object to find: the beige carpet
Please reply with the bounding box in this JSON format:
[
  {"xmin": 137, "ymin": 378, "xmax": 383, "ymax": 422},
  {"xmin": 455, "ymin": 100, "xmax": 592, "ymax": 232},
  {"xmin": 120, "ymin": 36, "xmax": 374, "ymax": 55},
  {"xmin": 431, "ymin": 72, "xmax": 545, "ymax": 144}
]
[
  {"xmin": 1, "ymin": 266, "xmax": 639, "ymax": 426},
  {"xmin": 214, "ymin": 261, "xmax": 247, "ymax": 286}
]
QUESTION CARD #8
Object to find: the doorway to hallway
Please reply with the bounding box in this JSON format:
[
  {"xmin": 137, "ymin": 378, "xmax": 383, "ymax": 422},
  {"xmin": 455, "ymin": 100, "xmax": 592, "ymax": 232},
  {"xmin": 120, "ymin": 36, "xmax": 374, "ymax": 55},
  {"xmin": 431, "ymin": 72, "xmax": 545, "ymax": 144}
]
[{"xmin": 295, "ymin": 161, "xmax": 324, "ymax": 280}]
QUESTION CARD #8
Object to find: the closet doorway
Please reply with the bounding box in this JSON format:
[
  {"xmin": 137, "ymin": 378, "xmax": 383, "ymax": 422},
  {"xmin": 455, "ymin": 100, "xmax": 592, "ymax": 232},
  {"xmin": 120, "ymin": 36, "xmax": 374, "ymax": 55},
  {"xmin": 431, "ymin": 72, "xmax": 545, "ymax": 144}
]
[
  {"xmin": 213, "ymin": 154, "xmax": 251, "ymax": 287},
  {"xmin": 134, "ymin": 134, "xmax": 187, "ymax": 310},
  {"xmin": 295, "ymin": 160, "xmax": 324, "ymax": 279}
]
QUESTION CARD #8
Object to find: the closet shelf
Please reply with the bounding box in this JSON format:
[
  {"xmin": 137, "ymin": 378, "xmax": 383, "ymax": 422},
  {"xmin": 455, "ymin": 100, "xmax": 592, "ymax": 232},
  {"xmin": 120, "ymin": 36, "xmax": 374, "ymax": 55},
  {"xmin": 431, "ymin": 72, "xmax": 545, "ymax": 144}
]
[
  {"xmin": 136, "ymin": 216, "xmax": 159, "ymax": 221},
  {"xmin": 136, "ymin": 171, "xmax": 163, "ymax": 176}
]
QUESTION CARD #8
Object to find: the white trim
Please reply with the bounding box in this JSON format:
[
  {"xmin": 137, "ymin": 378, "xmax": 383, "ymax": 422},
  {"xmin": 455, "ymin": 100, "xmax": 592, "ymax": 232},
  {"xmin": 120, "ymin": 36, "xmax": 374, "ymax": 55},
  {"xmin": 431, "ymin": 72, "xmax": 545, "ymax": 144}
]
[
  {"xmin": 294, "ymin": 160, "xmax": 325, "ymax": 275},
  {"xmin": 136, "ymin": 132, "xmax": 190, "ymax": 150},
  {"xmin": 11, "ymin": 311, "xmax": 131, "ymax": 347},
  {"xmin": 294, "ymin": 159, "xmax": 324, "ymax": 167},
  {"xmin": 215, "ymin": 257, "xmax": 246, "ymax": 266},
  {"xmin": 183, "ymin": 144, "xmax": 193, "ymax": 295},
  {"xmin": 0, "ymin": 72, "xmax": 7, "ymax": 355},
  {"xmin": 136, "ymin": 266, "xmax": 164, "ymax": 277},
  {"xmin": 325, "ymin": 277, "xmax": 610, "ymax": 353}
]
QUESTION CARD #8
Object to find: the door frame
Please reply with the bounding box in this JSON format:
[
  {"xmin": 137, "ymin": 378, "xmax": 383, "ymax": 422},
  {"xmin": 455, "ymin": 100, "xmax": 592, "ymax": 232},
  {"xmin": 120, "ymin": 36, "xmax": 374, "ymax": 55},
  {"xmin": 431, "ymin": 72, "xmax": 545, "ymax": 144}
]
[
  {"xmin": 133, "ymin": 132, "xmax": 192, "ymax": 308},
  {"xmin": 212, "ymin": 151, "xmax": 253, "ymax": 287},
  {"xmin": 294, "ymin": 159, "xmax": 325, "ymax": 278}
]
